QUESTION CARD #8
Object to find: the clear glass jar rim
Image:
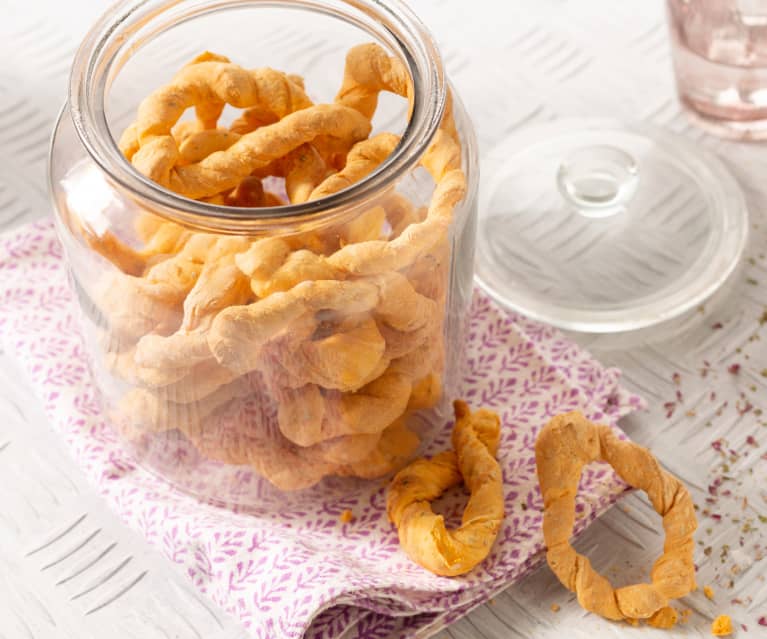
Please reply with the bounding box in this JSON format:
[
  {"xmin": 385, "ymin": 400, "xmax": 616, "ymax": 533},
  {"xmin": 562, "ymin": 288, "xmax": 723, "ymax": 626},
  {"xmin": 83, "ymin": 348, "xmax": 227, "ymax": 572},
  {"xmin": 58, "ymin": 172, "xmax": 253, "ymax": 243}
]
[{"xmin": 67, "ymin": 0, "xmax": 446, "ymax": 233}]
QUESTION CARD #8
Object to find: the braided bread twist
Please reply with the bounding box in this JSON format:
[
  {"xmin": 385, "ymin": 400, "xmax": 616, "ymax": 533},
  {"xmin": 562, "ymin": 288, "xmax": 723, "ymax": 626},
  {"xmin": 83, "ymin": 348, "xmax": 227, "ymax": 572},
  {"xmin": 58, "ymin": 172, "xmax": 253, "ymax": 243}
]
[
  {"xmin": 335, "ymin": 43, "xmax": 413, "ymax": 119},
  {"xmin": 387, "ymin": 400, "xmax": 504, "ymax": 576},
  {"xmin": 536, "ymin": 412, "xmax": 697, "ymax": 622}
]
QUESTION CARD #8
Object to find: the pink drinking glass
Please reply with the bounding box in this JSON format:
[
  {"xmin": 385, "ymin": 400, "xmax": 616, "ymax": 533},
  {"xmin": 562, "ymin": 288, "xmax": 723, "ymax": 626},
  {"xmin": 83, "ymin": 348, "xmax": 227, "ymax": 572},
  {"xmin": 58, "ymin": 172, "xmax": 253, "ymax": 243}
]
[{"xmin": 667, "ymin": 0, "xmax": 767, "ymax": 140}]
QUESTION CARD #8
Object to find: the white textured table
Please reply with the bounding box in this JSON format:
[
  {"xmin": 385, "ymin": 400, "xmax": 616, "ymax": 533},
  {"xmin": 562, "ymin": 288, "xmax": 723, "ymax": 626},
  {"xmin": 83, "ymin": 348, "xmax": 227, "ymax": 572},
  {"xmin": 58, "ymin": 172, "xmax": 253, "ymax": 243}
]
[{"xmin": 2, "ymin": 1, "xmax": 766, "ymax": 637}]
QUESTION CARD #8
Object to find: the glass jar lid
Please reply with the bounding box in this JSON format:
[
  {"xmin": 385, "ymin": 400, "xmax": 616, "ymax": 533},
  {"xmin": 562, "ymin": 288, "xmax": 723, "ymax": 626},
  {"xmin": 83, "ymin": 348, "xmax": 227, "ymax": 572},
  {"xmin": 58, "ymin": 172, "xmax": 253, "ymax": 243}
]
[{"xmin": 475, "ymin": 118, "xmax": 749, "ymax": 333}]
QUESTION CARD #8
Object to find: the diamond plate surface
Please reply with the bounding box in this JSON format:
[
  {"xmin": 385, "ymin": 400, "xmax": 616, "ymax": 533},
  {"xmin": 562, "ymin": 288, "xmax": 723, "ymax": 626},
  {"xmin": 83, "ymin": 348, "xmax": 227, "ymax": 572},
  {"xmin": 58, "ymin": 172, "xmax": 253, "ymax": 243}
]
[{"xmin": 1, "ymin": 1, "xmax": 767, "ymax": 638}]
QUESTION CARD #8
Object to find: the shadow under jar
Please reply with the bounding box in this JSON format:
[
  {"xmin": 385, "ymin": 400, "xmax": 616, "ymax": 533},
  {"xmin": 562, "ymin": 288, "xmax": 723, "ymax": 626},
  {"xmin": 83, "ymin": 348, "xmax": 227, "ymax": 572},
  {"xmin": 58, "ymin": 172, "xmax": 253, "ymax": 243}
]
[{"xmin": 48, "ymin": 0, "xmax": 478, "ymax": 508}]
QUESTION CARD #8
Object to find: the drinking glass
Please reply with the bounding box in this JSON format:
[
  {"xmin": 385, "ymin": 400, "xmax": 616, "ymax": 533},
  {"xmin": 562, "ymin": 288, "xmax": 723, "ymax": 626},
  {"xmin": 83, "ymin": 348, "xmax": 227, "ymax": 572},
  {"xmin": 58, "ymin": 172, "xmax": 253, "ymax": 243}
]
[{"xmin": 667, "ymin": 0, "xmax": 767, "ymax": 140}]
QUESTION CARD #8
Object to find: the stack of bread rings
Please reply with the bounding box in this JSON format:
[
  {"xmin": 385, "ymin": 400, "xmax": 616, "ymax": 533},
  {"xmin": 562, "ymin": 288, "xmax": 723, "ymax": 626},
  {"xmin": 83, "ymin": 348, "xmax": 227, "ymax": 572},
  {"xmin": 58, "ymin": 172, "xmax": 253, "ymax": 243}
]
[{"xmin": 69, "ymin": 43, "xmax": 465, "ymax": 491}]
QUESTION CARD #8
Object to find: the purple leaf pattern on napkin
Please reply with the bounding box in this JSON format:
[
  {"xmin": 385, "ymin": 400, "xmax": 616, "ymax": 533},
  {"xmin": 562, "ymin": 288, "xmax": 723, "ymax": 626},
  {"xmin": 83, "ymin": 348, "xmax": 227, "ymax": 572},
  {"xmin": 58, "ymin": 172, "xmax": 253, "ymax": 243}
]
[{"xmin": 0, "ymin": 220, "xmax": 645, "ymax": 638}]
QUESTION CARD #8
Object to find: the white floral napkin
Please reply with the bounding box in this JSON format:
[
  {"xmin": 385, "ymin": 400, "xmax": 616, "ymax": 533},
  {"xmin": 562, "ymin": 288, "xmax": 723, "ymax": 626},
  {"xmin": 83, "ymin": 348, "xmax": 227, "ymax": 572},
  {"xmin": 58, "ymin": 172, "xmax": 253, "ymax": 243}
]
[{"xmin": 0, "ymin": 219, "xmax": 644, "ymax": 638}]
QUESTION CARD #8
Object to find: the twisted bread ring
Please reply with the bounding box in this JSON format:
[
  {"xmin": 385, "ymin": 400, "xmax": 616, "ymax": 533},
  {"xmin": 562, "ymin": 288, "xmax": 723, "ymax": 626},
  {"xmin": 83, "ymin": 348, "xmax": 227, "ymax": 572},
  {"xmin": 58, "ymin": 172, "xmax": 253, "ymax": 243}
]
[
  {"xmin": 407, "ymin": 374, "xmax": 442, "ymax": 411},
  {"xmin": 115, "ymin": 375, "xmax": 251, "ymax": 440},
  {"xmin": 309, "ymin": 133, "xmax": 399, "ymax": 200},
  {"xmin": 338, "ymin": 205, "xmax": 387, "ymax": 245},
  {"xmin": 259, "ymin": 277, "xmax": 438, "ymax": 392},
  {"xmin": 136, "ymin": 104, "xmax": 371, "ymax": 199},
  {"xmin": 335, "ymin": 43, "xmax": 413, "ymax": 119},
  {"xmin": 175, "ymin": 132, "xmax": 329, "ymax": 205},
  {"xmin": 261, "ymin": 314, "xmax": 387, "ymax": 393},
  {"xmin": 208, "ymin": 278, "xmax": 381, "ymax": 374},
  {"xmin": 135, "ymin": 358, "xmax": 238, "ymax": 401},
  {"xmin": 174, "ymin": 392, "xmax": 387, "ymax": 489},
  {"xmin": 137, "ymin": 238, "xmax": 438, "ymax": 380},
  {"xmin": 277, "ymin": 369, "xmax": 412, "ymax": 447},
  {"xmin": 246, "ymin": 415, "xmax": 419, "ymax": 490},
  {"xmin": 135, "ymin": 216, "xmax": 190, "ymax": 254},
  {"xmin": 92, "ymin": 272, "xmax": 184, "ymax": 341},
  {"xmin": 338, "ymin": 416, "xmax": 420, "ymax": 479},
  {"xmin": 176, "ymin": 129, "xmax": 241, "ymax": 165},
  {"xmin": 102, "ymin": 340, "xmax": 189, "ymax": 390},
  {"xmin": 268, "ymin": 312, "xmax": 442, "ymax": 449},
  {"xmin": 180, "ymin": 251, "xmax": 252, "ymax": 331},
  {"xmin": 262, "ymin": 304, "xmax": 444, "ymax": 446},
  {"xmin": 209, "ymin": 141, "xmax": 457, "ymax": 376},
  {"xmin": 191, "ymin": 392, "xmax": 408, "ymax": 487},
  {"xmin": 134, "ymin": 330, "xmax": 212, "ymax": 371},
  {"xmin": 535, "ymin": 412, "xmax": 697, "ymax": 621},
  {"xmin": 229, "ymin": 125, "xmax": 462, "ymax": 296},
  {"xmin": 247, "ymin": 249, "xmax": 345, "ymax": 299},
  {"xmin": 134, "ymin": 266, "xmax": 433, "ymax": 392},
  {"xmin": 387, "ymin": 400, "xmax": 504, "ymax": 576},
  {"xmin": 211, "ymin": 268, "xmax": 436, "ymax": 380},
  {"xmin": 324, "ymin": 129, "xmax": 464, "ymax": 276},
  {"xmin": 186, "ymin": 413, "xmax": 339, "ymax": 491},
  {"xmin": 92, "ymin": 232, "xmax": 225, "ymax": 341},
  {"xmin": 129, "ymin": 60, "xmax": 311, "ymax": 144},
  {"xmin": 119, "ymin": 52, "xmax": 234, "ymax": 159},
  {"xmin": 189, "ymin": 402, "xmax": 419, "ymax": 490}
]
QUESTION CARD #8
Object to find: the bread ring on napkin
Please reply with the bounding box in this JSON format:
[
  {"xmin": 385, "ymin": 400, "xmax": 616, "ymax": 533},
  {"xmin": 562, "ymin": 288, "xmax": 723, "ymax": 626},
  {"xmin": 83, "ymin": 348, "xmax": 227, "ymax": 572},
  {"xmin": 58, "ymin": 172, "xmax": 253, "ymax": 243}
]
[
  {"xmin": 535, "ymin": 411, "xmax": 697, "ymax": 624},
  {"xmin": 387, "ymin": 400, "xmax": 504, "ymax": 576}
]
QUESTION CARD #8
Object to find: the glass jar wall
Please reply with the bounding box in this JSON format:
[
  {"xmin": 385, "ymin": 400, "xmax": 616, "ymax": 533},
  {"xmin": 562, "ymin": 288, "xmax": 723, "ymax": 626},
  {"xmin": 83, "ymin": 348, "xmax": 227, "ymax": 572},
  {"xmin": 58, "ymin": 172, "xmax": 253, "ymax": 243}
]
[{"xmin": 49, "ymin": 0, "xmax": 478, "ymax": 507}]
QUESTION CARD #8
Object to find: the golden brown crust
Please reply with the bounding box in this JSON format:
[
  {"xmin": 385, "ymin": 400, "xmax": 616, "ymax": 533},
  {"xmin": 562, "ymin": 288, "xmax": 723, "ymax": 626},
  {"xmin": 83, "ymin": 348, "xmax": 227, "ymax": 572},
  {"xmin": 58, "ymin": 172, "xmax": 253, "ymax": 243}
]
[
  {"xmin": 339, "ymin": 416, "xmax": 420, "ymax": 479},
  {"xmin": 386, "ymin": 401, "xmax": 504, "ymax": 576},
  {"xmin": 309, "ymin": 133, "xmax": 399, "ymax": 200},
  {"xmin": 138, "ymin": 104, "xmax": 372, "ymax": 199},
  {"xmin": 335, "ymin": 43, "xmax": 413, "ymax": 119},
  {"xmin": 535, "ymin": 411, "xmax": 697, "ymax": 623}
]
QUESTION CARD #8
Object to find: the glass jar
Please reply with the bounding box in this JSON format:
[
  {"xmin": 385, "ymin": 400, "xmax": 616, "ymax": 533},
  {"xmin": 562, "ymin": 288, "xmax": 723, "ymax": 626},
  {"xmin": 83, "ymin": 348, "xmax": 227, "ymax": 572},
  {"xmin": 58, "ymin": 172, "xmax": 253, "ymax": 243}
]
[{"xmin": 49, "ymin": 0, "xmax": 478, "ymax": 507}]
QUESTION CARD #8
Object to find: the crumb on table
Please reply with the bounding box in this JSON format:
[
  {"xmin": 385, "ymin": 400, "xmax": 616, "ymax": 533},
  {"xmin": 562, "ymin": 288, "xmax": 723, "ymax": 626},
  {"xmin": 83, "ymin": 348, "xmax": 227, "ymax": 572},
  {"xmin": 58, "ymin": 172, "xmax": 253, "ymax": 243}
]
[
  {"xmin": 339, "ymin": 509, "xmax": 354, "ymax": 524},
  {"xmin": 550, "ymin": 603, "xmax": 560, "ymax": 613},
  {"xmin": 711, "ymin": 614, "xmax": 733, "ymax": 636},
  {"xmin": 704, "ymin": 585, "xmax": 715, "ymax": 600}
]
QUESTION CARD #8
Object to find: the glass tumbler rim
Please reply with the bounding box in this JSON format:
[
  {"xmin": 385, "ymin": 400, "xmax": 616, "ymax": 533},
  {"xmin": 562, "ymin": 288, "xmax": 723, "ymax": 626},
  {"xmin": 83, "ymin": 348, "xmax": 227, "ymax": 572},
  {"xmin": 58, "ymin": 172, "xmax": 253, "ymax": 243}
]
[{"xmin": 63, "ymin": 0, "xmax": 447, "ymax": 234}]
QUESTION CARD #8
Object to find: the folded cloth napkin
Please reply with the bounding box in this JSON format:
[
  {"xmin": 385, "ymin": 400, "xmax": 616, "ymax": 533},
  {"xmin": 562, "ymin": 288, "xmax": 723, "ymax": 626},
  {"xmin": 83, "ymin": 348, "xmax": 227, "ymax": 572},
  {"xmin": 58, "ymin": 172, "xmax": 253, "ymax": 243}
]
[{"xmin": 0, "ymin": 220, "xmax": 644, "ymax": 639}]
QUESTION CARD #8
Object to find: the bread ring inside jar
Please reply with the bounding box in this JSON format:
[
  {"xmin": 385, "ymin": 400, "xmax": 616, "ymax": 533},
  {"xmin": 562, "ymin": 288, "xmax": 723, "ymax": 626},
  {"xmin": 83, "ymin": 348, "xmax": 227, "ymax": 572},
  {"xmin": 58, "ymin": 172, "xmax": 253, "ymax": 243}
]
[
  {"xmin": 386, "ymin": 400, "xmax": 504, "ymax": 576},
  {"xmin": 260, "ymin": 313, "xmax": 388, "ymax": 393},
  {"xmin": 277, "ymin": 368, "xmax": 412, "ymax": 446},
  {"xmin": 339, "ymin": 416, "xmax": 420, "ymax": 479},
  {"xmin": 535, "ymin": 411, "xmax": 697, "ymax": 624}
]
